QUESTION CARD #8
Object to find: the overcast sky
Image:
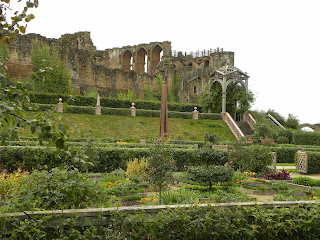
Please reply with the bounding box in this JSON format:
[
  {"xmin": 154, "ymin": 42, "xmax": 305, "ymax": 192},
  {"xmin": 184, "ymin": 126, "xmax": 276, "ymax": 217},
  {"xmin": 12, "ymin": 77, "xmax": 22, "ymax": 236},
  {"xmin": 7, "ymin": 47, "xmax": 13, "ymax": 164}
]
[{"xmin": 13, "ymin": 0, "xmax": 320, "ymax": 124}]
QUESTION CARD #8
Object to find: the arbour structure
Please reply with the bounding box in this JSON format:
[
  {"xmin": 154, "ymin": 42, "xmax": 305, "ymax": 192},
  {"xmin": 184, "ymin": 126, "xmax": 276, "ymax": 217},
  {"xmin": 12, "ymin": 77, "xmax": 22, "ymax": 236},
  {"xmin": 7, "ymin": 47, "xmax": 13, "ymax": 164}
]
[{"xmin": 209, "ymin": 64, "xmax": 249, "ymax": 113}]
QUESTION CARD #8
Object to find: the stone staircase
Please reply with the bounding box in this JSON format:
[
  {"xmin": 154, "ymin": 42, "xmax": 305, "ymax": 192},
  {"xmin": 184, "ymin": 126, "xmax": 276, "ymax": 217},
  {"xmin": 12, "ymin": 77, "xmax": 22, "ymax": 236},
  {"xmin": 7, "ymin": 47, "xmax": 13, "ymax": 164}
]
[{"xmin": 236, "ymin": 121, "xmax": 254, "ymax": 136}]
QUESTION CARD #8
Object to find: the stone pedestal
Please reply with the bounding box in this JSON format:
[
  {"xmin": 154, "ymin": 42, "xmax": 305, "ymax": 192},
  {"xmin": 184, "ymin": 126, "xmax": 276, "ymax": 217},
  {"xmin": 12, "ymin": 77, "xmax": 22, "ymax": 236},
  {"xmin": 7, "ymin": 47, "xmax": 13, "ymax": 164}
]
[
  {"xmin": 192, "ymin": 107, "xmax": 199, "ymax": 120},
  {"xmin": 95, "ymin": 94, "xmax": 101, "ymax": 115},
  {"xmin": 57, "ymin": 98, "xmax": 63, "ymax": 113},
  {"xmin": 131, "ymin": 103, "xmax": 136, "ymax": 116}
]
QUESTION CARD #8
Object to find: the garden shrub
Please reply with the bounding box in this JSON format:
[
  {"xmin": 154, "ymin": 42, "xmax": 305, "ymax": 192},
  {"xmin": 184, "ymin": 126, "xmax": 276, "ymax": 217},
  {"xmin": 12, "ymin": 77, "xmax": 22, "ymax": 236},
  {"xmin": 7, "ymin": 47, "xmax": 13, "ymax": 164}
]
[
  {"xmin": 276, "ymin": 136, "xmax": 289, "ymax": 144},
  {"xmin": 306, "ymin": 152, "xmax": 320, "ymax": 174},
  {"xmin": 126, "ymin": 157, "xmax": 148, "ymax": 178},
  {"xmin": 293, "ymin": 177, "xmax": 320, "ymax": 187},
  {"xmin": 230, "ymin": 144, "xmax": 273, "ymax": 173},
  {"xmin": 269, "ymin": 146, "xmax": 298, "ymax": 163},
  {"xmin": 293, "ymin": 132, "xmax": 320, "ymax": 146},
  {"xmin": 6, "ymin": 168, "xmax": 106, "ymax": 211},
  {"xmin": 2, "ymin": 205, "xmax": 320, "ymax": 239},
  {"xmin": 187, "ymin": 165, "xmax": 233, "ymax": 189},
  {"xmin": 0, "ymin": 146, "xmax": 228, "ymax": 172}
]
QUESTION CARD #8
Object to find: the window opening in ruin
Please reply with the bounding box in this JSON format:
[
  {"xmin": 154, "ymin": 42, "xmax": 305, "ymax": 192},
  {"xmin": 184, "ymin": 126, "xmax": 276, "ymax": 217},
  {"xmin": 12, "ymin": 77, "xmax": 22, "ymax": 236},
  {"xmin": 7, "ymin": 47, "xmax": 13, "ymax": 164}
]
[
  {"xmin": 194, "ymin": 86, "xmax": 197, "ymax": 94},
  {"xmin": 203, "ymin": 60, "xmax": 209, "ymax": 68},
  {"xmin": 136, "ymin": 47, "xmax": 147, "ymax": 73},
  {"xmin": 188, "ymin": 62, "xmax": 193, "ymax": 69},
  {"xmin": 151, "ymin": 45, "xmax": 163, "ymax": 73},
  {"xmin": 144, "ymin": 55, "xmax": 148, "ymax": 73},
  {"xmin": 122, "ymin": 50, "xmax": 133, "ymax": 71}
]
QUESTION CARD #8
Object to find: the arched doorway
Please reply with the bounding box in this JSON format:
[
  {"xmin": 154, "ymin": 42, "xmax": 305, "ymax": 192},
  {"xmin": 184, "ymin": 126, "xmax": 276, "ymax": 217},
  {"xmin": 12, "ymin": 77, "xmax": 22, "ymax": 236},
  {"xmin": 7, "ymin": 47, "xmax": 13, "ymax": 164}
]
[
  {"xmin": 136, "ymin": 47, "xmax": 147, "ymax": 73},
  {"xmin": 122, "ymin": 50, "xmax": 132, "ymax": 71},
  {"xmin": 150, "ymin": 44, "xmax": 163, "ymax": 73}
]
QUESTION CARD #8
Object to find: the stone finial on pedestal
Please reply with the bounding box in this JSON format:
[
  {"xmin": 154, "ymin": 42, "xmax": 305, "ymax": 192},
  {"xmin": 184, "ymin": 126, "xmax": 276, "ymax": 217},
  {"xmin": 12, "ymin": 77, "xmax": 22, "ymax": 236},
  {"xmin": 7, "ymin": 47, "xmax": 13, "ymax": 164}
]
[
  {"xmin": 95, "ymin": 94, "xmax": 101, "ymax": 115},
  {"xmin": 131, "ymin": 103, "xmax": 136, "ymax": 116},
  {"xmin": 57, "ymin": 98, "xmax": 63, "ymax": 113},
  {"xmin": 192, "ymin": 107, "xmax": 199, "ymax": 120}
]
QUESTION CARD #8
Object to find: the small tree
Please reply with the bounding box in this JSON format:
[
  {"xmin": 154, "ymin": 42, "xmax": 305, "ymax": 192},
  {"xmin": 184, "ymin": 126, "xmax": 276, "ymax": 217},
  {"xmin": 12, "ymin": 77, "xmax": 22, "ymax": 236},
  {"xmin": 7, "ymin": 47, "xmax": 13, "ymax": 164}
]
[
  {"xmin": 145, "ymin": 145, "xmax": 175, "ymax": 204},
  {"xmin": 286, "ymin": 113, "xmax": 299, "ymax": 129},
  {"xmin": 31, "ymin": 40, "xmax": 70, "ymax": 94},
  {"xmin": 187, "ymin": 165, "xmax": 233, "ymax": 189}
]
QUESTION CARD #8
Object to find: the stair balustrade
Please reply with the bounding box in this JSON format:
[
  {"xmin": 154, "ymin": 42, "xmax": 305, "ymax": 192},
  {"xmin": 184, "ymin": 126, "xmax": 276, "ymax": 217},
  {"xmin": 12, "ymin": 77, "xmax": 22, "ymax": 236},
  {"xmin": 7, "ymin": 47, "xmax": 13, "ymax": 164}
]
[{"xmin": 222, "ymin": 112, "xmax": 245, "ymax": 140}]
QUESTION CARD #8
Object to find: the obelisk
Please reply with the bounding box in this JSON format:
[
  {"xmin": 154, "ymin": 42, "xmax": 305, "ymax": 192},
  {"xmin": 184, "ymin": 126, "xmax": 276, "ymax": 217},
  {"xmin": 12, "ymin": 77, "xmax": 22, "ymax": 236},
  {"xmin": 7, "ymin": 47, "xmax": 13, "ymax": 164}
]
[{"xmin": 158, "ymin": 78, "xmax": 169, "ymax": 142}]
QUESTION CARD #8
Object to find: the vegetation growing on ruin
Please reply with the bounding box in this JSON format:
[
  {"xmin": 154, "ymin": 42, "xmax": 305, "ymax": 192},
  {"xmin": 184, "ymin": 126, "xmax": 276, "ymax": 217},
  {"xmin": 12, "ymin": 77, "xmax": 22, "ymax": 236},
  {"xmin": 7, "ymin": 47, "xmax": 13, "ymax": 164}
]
[{"xmin": 30, "ymin": 40, "xmax": 70, "ymax": 94}]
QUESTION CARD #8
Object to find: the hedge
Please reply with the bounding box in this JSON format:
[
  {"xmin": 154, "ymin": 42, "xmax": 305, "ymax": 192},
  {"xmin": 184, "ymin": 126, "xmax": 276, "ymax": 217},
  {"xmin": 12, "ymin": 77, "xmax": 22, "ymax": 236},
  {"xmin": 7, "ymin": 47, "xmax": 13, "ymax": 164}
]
[
  {"xmin": 29, "ymin": 104, "xmax": 222, "ymax": 120},
  {"xmin": 269, "ymin": 145, "xmax": 320, "ymax": 163},
  {"xmin": 0, "ymin": 146, "xmax": 228, "ymax": 172},
  {"xmin": 3, "ymin": 205, "xmax": 320, "ymax": 239},
  {"xmin": 293, "ymin": 132, "xmax": 320, "ymax": 146},
  {"xmin": 306, "ymin": 152, "xmax": 320, "ymax": 174},
  {"xmin": 29, "ymin": 92, "xmax": 203, "ymax": 112}
]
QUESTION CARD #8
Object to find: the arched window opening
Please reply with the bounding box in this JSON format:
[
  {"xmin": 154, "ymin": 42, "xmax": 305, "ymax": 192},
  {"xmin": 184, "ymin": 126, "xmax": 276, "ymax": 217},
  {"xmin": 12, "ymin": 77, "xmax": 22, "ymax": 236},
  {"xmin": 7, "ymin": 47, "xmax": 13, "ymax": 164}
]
[
  {"xmin": 151, "ymin": 45, "xmax": 163, "ymax": 73},
  {"xmin": 122, "ymin": 50, "xmax": 132, "ymax": 71},
  {"xmin": 136, "ymin": 48, "xmax": 147, "ymax": 73},
  {"xmin": 194, "ymin": 86, "xmax": 197, "ymax": 94},
  {"xmin": 203, "ymin": 60, "xmax": 209, "ymax": 68}
]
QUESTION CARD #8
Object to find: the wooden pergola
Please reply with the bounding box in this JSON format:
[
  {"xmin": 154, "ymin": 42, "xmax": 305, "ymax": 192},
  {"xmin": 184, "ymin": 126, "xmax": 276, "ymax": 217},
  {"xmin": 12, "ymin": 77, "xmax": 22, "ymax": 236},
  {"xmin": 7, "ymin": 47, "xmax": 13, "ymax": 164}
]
[{"xmin": 209, "ymin": 64, "xmax": 249, "ymax": 113}]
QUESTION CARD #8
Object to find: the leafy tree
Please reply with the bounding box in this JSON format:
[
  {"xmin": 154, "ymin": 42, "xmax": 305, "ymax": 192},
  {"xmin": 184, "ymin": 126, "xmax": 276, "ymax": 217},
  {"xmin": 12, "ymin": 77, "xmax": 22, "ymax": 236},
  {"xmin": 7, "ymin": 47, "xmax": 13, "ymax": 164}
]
[
  {"xmin": 0, "ymin": 0, "xmax": 38, "ymax": 45},
  {"xmin": 143, "ymin": 84, "xmax": 154, "ymax": 101},
  {"xmin": 286, "ymin": 113, "xmax": 299, "ymax": 129},
  {"xmin": 117, "ymin": 89, "xmax": 136, "ymax": 102},
  {"xmin": 200, "ymin": 82, "xmax": 254, "ymax": 118},
  {"xmin": 145, "ymin": 145, "xmax": 175, "ymax": 204},
  {"xmin": 31, "ymin": 40, "xmax": 70, "ymax": 94}
]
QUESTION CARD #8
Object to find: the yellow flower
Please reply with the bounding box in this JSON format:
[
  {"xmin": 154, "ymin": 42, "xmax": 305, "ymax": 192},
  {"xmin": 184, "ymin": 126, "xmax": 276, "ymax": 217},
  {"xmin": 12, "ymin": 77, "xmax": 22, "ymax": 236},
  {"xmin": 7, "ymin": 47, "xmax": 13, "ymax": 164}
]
[{"xmin": 313, "ymin": 196, "xmax": 318, "ymax": 199}]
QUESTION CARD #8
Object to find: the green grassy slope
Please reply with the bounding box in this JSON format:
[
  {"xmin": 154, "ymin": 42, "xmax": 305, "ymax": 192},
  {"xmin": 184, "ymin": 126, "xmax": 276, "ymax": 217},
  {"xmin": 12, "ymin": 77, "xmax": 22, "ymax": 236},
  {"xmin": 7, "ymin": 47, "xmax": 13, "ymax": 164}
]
[{"xmin": 20, "ymin": 112, "xmax": 236, "ymax": 142}]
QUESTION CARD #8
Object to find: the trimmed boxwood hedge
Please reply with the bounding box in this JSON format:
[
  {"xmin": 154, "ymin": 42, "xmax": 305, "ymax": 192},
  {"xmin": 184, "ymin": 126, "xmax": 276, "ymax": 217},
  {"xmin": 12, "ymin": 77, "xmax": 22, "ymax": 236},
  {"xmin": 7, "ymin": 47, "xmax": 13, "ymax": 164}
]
[
  {"xmin": 29, "ymin": 104, "xmax": 222, "ymax": 120},
  {"xmin": 306, "ymin": 152, "xmax": 320, "ymax": 174},
  {"xmin": 29, "ymin": 92, "xmax": 203, "ymax": 112},
  {"xmin": 0, "ymin": 146, "xmax": 228, "ymax": 172},
  {"xmin": 293, "ymin": 132, "xmax": 320, "ymax": 146}
]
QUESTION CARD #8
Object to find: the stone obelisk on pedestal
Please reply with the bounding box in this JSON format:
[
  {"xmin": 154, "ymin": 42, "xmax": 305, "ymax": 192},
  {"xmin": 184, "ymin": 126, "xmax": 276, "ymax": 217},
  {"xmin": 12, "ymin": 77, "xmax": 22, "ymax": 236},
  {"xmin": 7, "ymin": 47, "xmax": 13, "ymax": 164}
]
[{"xmin": 158, "ymin": 78, "xmax": 169, "ymax": 142}]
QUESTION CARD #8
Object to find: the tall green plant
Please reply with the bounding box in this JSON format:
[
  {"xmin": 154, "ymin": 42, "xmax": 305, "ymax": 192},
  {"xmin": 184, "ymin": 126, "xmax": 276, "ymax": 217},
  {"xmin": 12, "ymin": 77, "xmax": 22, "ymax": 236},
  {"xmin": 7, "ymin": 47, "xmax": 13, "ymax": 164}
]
[
  {"xmin": 146, "ymin": 144, "xmax": 175, "ymax": 204},
  {"xmin": 31, "ymin": 40, "xmax": 70, "ymax": 94}
]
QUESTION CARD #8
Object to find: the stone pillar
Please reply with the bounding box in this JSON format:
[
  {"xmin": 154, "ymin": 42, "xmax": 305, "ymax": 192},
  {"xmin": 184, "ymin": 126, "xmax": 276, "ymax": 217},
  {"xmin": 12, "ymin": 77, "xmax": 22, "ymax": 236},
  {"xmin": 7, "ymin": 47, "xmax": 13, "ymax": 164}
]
[
  {"xmin": 57, "ymin": 98, "xmax": 63, "ymax": 113},
  {"xmin": 192, "ymin": 107, "xmax": 199, "ymax": 120},
  {"xmin": 222, "ymin": 92, "xmax": 227, "ymax": 113},
  {"xmin": 95, "ymin": 94, "xmax": 101, "ymax": 115},
  {"xmin": 131, "ymin": 103, "xmax": 136, "ymax": 116}
]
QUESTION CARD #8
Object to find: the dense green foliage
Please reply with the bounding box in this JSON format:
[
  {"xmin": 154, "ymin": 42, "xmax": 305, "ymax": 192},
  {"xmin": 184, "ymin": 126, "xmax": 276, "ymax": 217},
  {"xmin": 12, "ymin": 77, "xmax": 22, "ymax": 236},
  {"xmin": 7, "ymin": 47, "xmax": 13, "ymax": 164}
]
[
  {"xmin": 306, "ymin": 152, "xmax": 320, "ymax": 174},
  {"xmin": 200, "ymin": 82, "xmax": 254, "ymax": 116},
  {"xmin": 187, "ymin": 165, "xmax": 233, "ymax": 188},
  {"xmin": 5, "ymin": 168, "xmax": 106, "ymax": 212},
  {"xmin": 0, "ymin": 146, "xmax": 228, "ymax": 172},
  {"xmin": 293, "ymin": 176, "xmax": 320, "ymax": 187},
  {"xmin": 31, "ymin": 41, "xmax": 70, "ymax": 94},
  {"xmin": 229, "ymin": 143, "xmax": 273, "ymax": 172},
  {"xmin": 2, "ymin": 204, "xmax": 320, "ymax": 239},
  {"xmin": 293, "ymin": 132, "xmax": 320, "ymax": 146}
]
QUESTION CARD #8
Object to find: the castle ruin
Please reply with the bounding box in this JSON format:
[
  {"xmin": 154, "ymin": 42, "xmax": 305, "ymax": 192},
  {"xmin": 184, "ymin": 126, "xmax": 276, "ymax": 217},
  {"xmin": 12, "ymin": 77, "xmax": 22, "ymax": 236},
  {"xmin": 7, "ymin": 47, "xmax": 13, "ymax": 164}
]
[{"xmin": 7, "ymin": 31, "xmax": 235, "ymax": 102}]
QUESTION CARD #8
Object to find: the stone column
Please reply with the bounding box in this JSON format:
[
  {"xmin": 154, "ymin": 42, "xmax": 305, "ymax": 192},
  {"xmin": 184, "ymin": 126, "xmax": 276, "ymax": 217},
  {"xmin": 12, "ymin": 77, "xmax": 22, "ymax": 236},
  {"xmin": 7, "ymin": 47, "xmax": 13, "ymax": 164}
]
[
  {"xmin": 222, "ymin": 92, "xmax": 227, "ymax": 113},
  {"xmin": 95, "ymin": 94, "xmax": 101, "ymax": 115},
  {"xmin": 131, "ymin": 103, "xmax": 136, "ymax": 116},
  {"xmin": 192, "ymin": 107, "xmax": 199, "ymax": 120},
  {"xmin": 57, "ymin": 98, "xmax": 63, "ymax": 113}
]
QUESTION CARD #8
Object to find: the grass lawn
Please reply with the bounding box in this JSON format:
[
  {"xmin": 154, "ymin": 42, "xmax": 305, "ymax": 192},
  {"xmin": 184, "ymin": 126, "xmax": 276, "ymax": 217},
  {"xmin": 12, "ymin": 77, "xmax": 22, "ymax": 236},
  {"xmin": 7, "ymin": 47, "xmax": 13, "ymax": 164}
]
[{"xmin": 19, "ymin": 111, "xmax": 236, "ymax": 142}]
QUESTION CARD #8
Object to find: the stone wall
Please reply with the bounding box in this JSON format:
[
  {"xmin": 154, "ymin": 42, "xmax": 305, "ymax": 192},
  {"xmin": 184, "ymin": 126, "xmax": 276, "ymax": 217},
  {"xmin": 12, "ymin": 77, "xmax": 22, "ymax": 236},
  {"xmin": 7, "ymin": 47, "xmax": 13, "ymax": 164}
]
[{"xmin": 6, "ymin": 31, "xmax": 235, "ymax": 102}]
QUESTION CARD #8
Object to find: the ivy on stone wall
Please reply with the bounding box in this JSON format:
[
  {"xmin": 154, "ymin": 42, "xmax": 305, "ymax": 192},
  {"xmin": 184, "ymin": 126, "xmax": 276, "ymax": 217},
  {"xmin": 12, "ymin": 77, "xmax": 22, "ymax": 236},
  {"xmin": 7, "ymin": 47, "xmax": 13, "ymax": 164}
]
[{"xmin": 31, "ymin": 40, "xmax": 70, "ymax": 94}]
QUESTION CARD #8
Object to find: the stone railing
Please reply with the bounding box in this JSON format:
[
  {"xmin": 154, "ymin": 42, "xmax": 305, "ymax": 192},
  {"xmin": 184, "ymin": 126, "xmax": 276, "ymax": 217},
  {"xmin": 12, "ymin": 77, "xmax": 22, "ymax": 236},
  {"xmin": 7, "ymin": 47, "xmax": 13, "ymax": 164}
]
[
  {"xmin": 243, "ymin": 113, "xmax": 256, "ymax": 130},
  {"xmin": 222, "ymin": 112, "xmax": 245, "ymax": 140}
]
